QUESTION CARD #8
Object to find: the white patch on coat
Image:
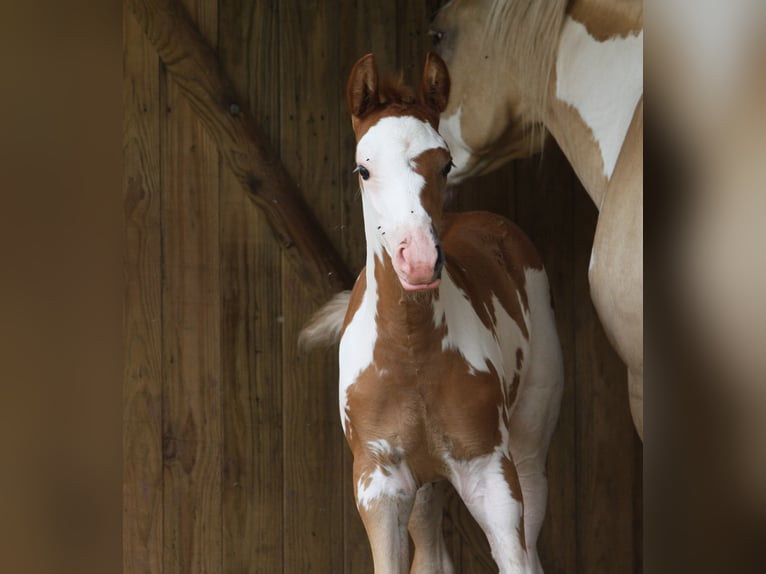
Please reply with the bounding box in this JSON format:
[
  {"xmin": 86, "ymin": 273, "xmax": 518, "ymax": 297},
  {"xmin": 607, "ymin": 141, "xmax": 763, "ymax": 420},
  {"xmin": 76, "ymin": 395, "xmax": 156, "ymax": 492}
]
[
  {"xmin": 338, "ymin": 267, "xmax": 378, "ymax": 435},
  {"xmin": 356, "ymin": 440, "xmax": 416, "ymax": 511},
  {"xmin": 556, "ymin": 16, "xmax": 643, "ymax": 181},
  {"xmin": 432, "ymin": 269, "xmax": 528, "ymax": 384},
  {"xmin": 367, "ymin": 438, "xmax": 395, "ymax": 459},
  {"xmin": 588, "ymin": 246, "xmax": 596, "ymax": 274},
  {"xmin": 508, "ymin": 268, "xmax": 563, "ymax": 455},
  {"xmin": 439, "ymin": 106, "xmax": 472, "ymax": 183},
  {"xmin": 356, "ymin": 116, "xmax": 448, "ymax": 260},
  {"xmin": 446, "ymin": 415, "xmax": 526, "ymax": 573}
]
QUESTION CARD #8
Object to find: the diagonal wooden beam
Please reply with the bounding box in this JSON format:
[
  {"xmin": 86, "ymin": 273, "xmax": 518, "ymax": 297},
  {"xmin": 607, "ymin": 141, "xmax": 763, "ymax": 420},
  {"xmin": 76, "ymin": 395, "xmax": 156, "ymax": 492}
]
[{"xmin": 126, "ymin": 0, "xmax": 354, "ymax": 302}]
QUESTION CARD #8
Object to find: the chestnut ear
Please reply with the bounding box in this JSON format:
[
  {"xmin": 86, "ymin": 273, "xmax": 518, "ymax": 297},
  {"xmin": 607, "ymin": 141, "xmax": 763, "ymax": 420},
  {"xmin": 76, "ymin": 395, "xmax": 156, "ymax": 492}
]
[
  {"xmin": 347, "ymin": 54, "xmax": 379, "ymax": 119},
  {"xmin": 419, "ymin": 52, "xmax": 450, "ymax": 115}
]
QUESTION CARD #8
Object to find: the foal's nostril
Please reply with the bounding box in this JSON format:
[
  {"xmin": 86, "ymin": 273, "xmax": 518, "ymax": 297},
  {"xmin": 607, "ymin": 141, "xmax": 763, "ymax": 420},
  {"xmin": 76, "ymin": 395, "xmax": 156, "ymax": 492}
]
[
  {"xmin": 396, "ymin": 244, "xmax": 410, "ymax": 273},
  {"xmin": 434, "ymin": 242, "xmax": 445, "ymax": 279}
]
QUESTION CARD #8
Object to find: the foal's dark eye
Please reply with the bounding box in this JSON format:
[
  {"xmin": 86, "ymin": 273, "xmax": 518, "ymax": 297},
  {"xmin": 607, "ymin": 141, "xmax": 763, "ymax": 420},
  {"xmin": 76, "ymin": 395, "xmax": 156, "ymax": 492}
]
[
  {"xmin": 442, "ymin": 160, "xmax": 455, "ymax": 177},
  {"xmin": 355, "ymin": 165, "xmax": 370, "ymax": 180}
]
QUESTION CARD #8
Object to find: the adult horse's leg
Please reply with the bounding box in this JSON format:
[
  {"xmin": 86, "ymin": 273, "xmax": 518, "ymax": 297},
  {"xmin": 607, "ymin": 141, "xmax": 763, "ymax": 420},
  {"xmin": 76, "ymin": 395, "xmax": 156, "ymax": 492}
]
[
  {"xmin": 408, "ymin": 482, "xmax": 455, "ymax": 574},
  {"xmin": 450, "ymin": 454, "xmax": 528, "ymax": 574},
  {"xmin": 353, "ymin": 457, "xmax": 417, "ymax": 574}
]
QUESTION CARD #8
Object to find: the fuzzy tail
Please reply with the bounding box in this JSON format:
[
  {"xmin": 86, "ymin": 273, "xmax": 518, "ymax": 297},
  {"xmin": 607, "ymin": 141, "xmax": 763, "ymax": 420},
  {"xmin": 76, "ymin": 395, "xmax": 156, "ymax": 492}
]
[{"xmin": 298, "ymin": 291, "xmax": 352, "ymax": 350}]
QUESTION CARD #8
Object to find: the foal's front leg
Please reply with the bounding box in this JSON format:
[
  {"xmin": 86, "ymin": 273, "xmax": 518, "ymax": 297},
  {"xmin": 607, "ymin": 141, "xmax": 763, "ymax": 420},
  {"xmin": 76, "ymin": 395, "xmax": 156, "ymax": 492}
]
[
  {"xmin": 353, "ymin": 452, "xmax": 417, "ymax": 574},
  {"xmin": 450, "ymin": 452, "xmax": 528, "ymax": 574},
  {"xmin": 408, "ymin": 482, "xmax": 455, "ymax": 574}
]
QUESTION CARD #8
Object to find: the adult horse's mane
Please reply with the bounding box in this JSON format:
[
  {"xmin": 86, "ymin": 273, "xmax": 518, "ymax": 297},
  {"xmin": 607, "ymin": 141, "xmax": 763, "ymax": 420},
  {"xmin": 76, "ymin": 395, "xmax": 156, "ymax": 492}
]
[{"xmin": 485, "ymin": 0, "xmax": 568, "ymax": 145}]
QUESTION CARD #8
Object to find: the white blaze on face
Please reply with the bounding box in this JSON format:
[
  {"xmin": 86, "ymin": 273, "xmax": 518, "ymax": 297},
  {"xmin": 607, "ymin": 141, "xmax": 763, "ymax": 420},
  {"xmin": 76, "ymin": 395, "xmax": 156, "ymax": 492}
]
[
  {"xmin": 556, "ymin": 16, "xmax": 643, "ymax": 181},
  {"xmin": 356, "ymin": 115, "xmax": 448, "ymax": 258}
]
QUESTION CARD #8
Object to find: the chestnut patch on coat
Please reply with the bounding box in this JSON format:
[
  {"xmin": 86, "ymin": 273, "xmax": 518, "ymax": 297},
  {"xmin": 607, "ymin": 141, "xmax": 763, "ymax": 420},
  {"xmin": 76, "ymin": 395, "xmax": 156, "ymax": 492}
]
[
  {"xmin": 439, "ymin": 211, "xmax": 542, "ymax": 337},
  {"xmin": 569, "ymin": 1, "xmax": 643, "ymax": 42}
]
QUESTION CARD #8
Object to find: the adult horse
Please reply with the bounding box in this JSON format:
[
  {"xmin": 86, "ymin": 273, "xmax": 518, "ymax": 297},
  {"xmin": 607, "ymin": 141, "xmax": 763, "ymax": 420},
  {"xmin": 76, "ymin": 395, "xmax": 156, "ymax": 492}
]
[
  {"xmin": 302, "ymin": 52, "xmax": 563, "ymax": 573},
  {"xmin": 430, "ymin": 0, "xmax": 644, "ymax": 439}
]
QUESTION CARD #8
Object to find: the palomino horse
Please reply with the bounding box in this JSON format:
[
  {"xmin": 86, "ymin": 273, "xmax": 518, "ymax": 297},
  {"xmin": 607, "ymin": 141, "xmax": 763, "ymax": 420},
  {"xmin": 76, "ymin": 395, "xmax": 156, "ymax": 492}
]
[
  {"xmin": 302, "ymin": 53, "xmax": 563, "ymax": 574},
  {"xmin": 431, "ymin": 0, "xmax": 644, "ymax": 439}
]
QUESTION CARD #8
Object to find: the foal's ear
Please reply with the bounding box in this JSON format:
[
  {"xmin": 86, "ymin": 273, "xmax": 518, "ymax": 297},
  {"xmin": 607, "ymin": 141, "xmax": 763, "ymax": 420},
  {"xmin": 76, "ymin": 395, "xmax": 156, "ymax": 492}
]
[
  {"xmin": 419, "ymin": 52, "xmax": 450, "ymax": 115},
  {"xmin": 347, "ymin": 53, "xmax": 379, "ymax": 119}
]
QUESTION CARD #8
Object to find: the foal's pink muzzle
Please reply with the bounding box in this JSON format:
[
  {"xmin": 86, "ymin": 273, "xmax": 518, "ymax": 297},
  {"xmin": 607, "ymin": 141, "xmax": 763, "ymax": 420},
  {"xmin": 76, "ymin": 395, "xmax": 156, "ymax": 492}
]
[{"xmin": 393, "ymin": 228, "xmax": 444, "ymax": 291}]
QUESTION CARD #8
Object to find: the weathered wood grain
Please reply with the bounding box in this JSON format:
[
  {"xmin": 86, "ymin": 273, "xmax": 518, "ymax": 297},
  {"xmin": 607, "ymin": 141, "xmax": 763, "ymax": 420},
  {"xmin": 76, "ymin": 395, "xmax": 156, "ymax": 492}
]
[
  {"xmin": 122, "ymin": 1, "xmax": 643, "ymax": 572},
  {"xmin": 279, "ymin": 0, "xmax": 345, "ymax": 571},
  {"xmin": 218, "ymin": 1, "xmax": 284, "ymax": 572},
  {"xmin": 160, "ymin": 2, "xmax": 222, "ymax": 573},
  {"xmin": 123, "ymin": 8, "xmax": 163, "ymax": 574},
  {"xmin": 126, "ymin": 0, "xmax": 353, "ymax": 303}
]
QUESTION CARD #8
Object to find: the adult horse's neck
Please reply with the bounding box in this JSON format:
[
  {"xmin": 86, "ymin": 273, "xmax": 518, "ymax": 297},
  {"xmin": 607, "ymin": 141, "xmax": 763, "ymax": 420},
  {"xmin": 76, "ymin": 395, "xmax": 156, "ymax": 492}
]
[{"xmin": 544, "ymin": 1, "xmax": 643, "ymax": 209}]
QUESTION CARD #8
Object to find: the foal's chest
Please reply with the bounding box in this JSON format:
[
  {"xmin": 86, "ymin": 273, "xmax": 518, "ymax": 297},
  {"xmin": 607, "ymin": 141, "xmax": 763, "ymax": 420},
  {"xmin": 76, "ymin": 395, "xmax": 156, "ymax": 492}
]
[{"xmin": 342, "ymin": 330, "xmax": 513, "ymax": 478}]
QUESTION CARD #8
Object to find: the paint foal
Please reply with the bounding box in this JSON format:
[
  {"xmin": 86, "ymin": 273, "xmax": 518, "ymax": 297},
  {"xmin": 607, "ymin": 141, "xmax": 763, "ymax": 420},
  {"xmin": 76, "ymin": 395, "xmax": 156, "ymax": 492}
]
[
  {"xmin": 431, "ymin": 0, "xmax": 644, "ymax": 439},
  {"xmin": 303, "ymin": 53, "xmax": 562, "ymax": 574}
]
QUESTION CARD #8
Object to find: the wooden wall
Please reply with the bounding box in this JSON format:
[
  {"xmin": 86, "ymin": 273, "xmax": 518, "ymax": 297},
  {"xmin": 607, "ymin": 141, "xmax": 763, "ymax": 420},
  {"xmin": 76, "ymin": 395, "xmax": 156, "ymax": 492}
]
[{"xmin": 123, "ymin": 1, "xmax": 643, "ymax": 572}]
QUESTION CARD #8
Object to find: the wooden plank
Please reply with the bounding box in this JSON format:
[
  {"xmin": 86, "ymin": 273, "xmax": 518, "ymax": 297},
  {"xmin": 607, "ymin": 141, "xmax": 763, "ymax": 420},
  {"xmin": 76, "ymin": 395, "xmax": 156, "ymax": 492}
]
[
  {"xmin": 218, "ymin": 1, "xmax": 283, "ymax": 572},
  {"xmin": 396, "ymin": 0, "xmax": 431, "ymax": 84},
  {"xmin": 123, "ymin": 7, "xmax": 163, "ymax": 574},
  {"xmin": 633, "ymin": 440, "xmax": 643, "ymax": 574},
  {"xmin": 514, "ymin": 145, "xmax": 577, "ymax": 574},
  {"xmin": 160, "ymin": 1, "xmax": 222, "ymax": 572},
  {"xmin": 337, "ymin": 1, "xmax": 398, "ymax": 571},
  {"xmin": 279, "ymin": 0, "xmax": 345, "ymax": 571},
  {"xmin": 126, "ymin": 0, "xmax": 353, "ymax": 304},
  {"xmin": 573, "ymin": 178, "xmax": 638, "ymax": 574}
]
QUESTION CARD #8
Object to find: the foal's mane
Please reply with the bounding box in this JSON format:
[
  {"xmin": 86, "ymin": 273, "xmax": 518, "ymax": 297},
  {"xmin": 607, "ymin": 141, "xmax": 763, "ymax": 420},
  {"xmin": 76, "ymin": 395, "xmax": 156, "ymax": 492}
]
[
  {"xmin": 374, "ymin": 72, "xmax": 439, "ymax": 124},
  {"xmin": 484, "ymin": 0, "xmax": 568, "ymax": 146},
  {"xmin": 378, "ymin": 73, "xmax": 416, "ymax": 105}
]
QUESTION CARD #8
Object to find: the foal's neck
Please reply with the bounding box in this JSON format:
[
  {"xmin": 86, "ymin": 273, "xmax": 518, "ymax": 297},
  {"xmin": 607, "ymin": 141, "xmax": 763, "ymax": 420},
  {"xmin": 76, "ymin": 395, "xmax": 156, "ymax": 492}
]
[{"xmin": 366, "ymin": 250, "xmax": 439, "ymax": 346}]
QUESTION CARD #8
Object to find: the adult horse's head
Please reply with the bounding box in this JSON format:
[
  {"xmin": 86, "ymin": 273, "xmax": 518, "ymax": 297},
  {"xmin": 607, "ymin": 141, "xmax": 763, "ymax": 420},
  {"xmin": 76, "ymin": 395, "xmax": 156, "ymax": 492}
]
[
  {"xmin": 430, "ymin": 0, "xmax": 568, "ymax": 183},
  {"xmin": 347, "ymin": 53, "xmax": 453, "ymax": 291}
]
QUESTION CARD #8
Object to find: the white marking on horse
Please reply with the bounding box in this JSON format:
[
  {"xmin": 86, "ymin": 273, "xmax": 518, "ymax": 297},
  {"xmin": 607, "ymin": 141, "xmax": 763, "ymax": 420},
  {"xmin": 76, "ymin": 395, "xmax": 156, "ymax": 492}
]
[
  {"xmin": 433, "ymin": 269, "xmax": 528, "ymax": 384},
  {"xmin": 339, "ymin": 276, "xmax": 378, "ymax": 435},
  {"xmin": 439, "ymin": 105, "xmax": 472, "ymax": 181},
  {"xmin": 588, "ymin": 246, "xmax": 596, "ymax": 274},
  {"xmin": 445, "ymin": 407, "xmax": 526, "ymax": 573},
  {"xmin": 356, "ymin": 116, "xmax": 447, "ymax": 256},
  {"xmin": 556, "ymin": 16, "xmax": 643, "ymax": 182},
  {"xmin": 356, "ymin": 440, "xmax": 416, "ymax": 511}
]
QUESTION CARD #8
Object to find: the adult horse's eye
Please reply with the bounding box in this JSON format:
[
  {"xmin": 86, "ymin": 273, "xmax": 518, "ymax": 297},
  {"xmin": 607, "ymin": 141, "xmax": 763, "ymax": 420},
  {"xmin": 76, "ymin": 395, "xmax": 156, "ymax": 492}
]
[
  {"xmin": 428, "ymin": 29, "xmax": 444, "ymax": 46},
  {"xmin": 355, "ymin": 165, "xmax": 370, "ymax": 180},
  {"xmin": 442, "ymin": 160, "xmax": 455, "ymax": 177}
]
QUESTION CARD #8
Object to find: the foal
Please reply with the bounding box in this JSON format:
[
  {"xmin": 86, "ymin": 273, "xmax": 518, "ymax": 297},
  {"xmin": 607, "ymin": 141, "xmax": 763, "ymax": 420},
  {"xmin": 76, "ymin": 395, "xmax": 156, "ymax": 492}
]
[{"xmin": 303, "ymin": 53, "xmax": 563, "ymax": 574}]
